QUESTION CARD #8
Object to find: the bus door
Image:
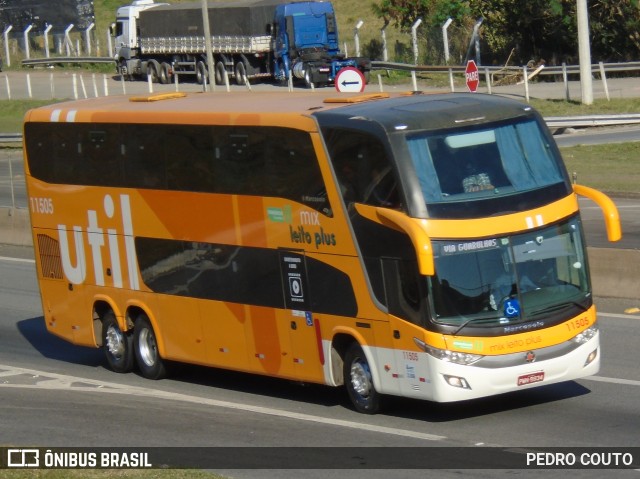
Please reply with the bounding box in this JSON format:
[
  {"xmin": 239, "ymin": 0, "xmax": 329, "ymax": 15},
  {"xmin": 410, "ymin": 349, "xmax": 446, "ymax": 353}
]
[
  {"xmin": 381, "ymin": 257, "xmax": 432, "ymax": 397},
  {"xmin": 279, "ymin": 251, "xmax": 324, "ymax": 383}
]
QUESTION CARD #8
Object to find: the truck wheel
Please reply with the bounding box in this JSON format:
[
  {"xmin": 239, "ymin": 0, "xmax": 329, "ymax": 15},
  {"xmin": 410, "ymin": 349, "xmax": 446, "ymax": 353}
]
[
  {"xmin": 235, "ymin": 61, "xmax": 247, "ymax": 86},
  {"xmin": 276, "ymin": 61, "xmax": 288, "ymax": 86},
  {"xmin": 344, "ymin": 342, "xmax": 383, "ymax": 414},
  {"xmin": 304, "ymin": 69, "xmax": 313, "ymax": 89},
  {"xmin": 134, "ymin": 313, "xmax": 167, "ymax": 380},
  {"xmin": 215, "ymin": 61, "xmax": 227, "ymax": 85},
  {"xmin": 102, "ymin": 311, "xmax": 134, "ymax": 374},
  {"xmin": 159, "ymin": 62, "xmax": 171, "ymax": 84},
  {"xmin": 118, "ymin": 59, "xmax": 130, "ymax": 81},
  {"xmin": 196, "ymin": 61, "xmax": 208, "ymax": 85},
  {"xmin": 146, "ymin": 62, "xmax": 159, "ymax": 83}
]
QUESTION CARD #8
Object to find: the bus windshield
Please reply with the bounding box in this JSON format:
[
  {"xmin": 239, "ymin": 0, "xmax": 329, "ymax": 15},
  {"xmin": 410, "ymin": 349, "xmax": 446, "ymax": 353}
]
[
  {"xmin": 407, "ymin": 118, "xmax": 565, "ymax": 208},
  {"xmin": 429, "ymin": 216, "xmax": 590, "ymax": 329}
]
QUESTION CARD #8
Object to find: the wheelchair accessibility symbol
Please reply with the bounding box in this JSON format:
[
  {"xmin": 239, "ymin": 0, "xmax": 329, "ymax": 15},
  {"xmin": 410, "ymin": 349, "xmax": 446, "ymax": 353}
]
[
  {"xmin": 288, "ymin": 276, "xmax": 304, "ymax": 299},
  {"xmin": 504, "ymin": 298, "xmax": 520, "ymax": 318}
]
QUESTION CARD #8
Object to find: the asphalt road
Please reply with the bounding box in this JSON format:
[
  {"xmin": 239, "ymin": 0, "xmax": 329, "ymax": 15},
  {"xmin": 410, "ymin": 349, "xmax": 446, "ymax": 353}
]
[
  {"xmin": 578, "ymin": 197, "xmax": 640, "ymax": 250},
  {"xmin": 555, "ymin": 125, "xmax": 640, "ymax": 147},
  {"xmin": 0, "ymin": 257, "xmax": 639, "ymax": 477}
]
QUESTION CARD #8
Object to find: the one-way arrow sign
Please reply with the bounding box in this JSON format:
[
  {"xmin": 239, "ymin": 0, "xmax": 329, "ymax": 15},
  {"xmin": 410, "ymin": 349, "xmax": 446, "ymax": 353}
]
[{"xmin": 335, "ymin": 67, "xmax": 366, "ymax": 92}]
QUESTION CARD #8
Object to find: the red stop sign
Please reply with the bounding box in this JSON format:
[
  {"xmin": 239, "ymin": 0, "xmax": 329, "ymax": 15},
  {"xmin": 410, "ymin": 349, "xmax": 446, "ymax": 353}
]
[{"xmin": 465, "ymin": 60, "xmax": 479, "ymax": 92}]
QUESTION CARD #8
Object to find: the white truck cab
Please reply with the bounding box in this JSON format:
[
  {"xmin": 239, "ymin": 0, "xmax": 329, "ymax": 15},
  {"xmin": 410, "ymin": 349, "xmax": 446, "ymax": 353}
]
[{"xmin": 114, "ymin": 0, "xmax": 165, "ymax": 54}]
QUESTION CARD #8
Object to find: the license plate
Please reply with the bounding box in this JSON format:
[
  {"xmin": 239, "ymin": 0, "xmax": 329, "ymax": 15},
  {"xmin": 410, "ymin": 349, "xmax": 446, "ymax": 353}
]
[{"xmin": 517, "ymin": 371, "xmax": 545, "ymax": 386}]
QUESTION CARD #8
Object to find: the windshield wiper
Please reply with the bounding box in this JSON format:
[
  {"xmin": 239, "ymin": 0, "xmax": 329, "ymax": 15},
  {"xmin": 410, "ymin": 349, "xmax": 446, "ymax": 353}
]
[
  {"xmin": 451, "ymin": 315, "xmax": 501, "ymax": 336},
  {"xmin": 529, "ymin": 299, "xmax": 590, "ymax": 317}
]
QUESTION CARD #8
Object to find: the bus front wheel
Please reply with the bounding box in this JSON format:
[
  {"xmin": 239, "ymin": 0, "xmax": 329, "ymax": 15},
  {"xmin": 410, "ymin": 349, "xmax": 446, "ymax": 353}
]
[
  {"xmin": 344, "ymin": 342, "xmax": 382, "ymax": 414},
  {"xmin": 134, "ymin": 314, "xmax": 166, "ymax": 380},
  {"xmin": 102, "ymin": 311, "xmax": 134, "ymax": 374}
]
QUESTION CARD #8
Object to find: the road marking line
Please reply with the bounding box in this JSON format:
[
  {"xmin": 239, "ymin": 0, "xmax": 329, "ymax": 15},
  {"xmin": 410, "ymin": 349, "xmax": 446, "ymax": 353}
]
[
  {"xmin": 0, "ymin": 364, "xmax": 445, "ymax": 442},
  {"xmin": 582, "ymin": 376, "xmax": 640, "ymax": 387},
  {"xmin": 0, "ymin": 370, "xmax": 26, "ymax": 377},
  {"xmin": 599, "ymin": 312, "xmax": 640, "ymax": 320},
  {"xmin": 0, "ymin": 256, "xmax": 35, "ymax": 264}
]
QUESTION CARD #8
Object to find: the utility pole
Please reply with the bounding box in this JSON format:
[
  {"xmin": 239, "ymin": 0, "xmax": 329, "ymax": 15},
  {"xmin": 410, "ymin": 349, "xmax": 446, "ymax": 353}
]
[
  {"xmin": 577, "ymin": 0, "xmax": 593, "ymax": 104},
  {"xmin": 201, "ymin": 0, "xmax": 216, "ymax": 91}
]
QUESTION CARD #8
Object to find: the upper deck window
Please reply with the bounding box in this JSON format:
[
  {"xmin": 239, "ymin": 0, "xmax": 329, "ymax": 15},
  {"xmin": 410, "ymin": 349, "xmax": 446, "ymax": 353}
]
[
  {"xmin": 406, "ymin": 118, "xmax": 566, "ymax": 213},
  {"xmin": 25, "ymin": 122, "xmax": 330, "ymax": 215},
  {"xmin": 323, "ymin": 128, "xmax": 401, "ymax": 211}
]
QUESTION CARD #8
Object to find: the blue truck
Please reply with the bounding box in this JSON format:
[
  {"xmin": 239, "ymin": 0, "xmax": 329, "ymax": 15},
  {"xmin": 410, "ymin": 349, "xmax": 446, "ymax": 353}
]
[{"xmin": 114, "ymin": 0, "xmax": 370, "ymax": 87}]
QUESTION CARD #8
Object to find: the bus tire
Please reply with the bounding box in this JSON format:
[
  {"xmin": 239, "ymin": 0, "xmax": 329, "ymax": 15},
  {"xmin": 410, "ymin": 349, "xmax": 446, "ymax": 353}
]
[
  {"xmin": 102, "ymin": 311, "xmax": 134, "ymax": 374},
  {"xmin": 134, "ymin": 313, "xmax": 166, "ymax": 380},
  {"xmin": 344, "ymin": 342, "xmax": 383, "ymax": 414}
]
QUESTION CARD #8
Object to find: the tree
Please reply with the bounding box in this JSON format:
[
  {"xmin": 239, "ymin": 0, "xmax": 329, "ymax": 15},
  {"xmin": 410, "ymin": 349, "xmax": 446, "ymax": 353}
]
[
  {"xmin": 370, "ymin": 0, "xmax": 640, "ymax": 65},
  {"xmin": 467, "ymin": 0, "xmax": 573, "ymax": 65},
  {"xmin": 370, "ymin": 0, "xmax": 471, "ymax": 63},
  {"xmin": 589, "ymin": 0, "xmax": 640, "ymax": 61},
  {"xmin": 371, "ymin": 0, "xmax": 469, "ymax": 32}
]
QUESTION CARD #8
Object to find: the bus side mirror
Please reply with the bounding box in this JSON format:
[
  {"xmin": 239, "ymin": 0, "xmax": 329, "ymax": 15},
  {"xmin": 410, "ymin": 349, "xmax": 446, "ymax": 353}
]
[
  {"xmin": 375, "ymin": 207, "xmax": 435, "ymax": 276},
  {"xmin": 573, "ymin": 184, "xmax": 622, "ymax": 242}
]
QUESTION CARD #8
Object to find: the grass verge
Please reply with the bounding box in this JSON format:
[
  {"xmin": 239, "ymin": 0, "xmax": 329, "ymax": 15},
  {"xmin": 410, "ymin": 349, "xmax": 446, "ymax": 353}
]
[
  {"xmin": 0, "ymin": 470, "xmax": 223, "ymax": 479},
  {"xmin": 561, "ymin": 142, "xmax": 640, "ymax": 197}
]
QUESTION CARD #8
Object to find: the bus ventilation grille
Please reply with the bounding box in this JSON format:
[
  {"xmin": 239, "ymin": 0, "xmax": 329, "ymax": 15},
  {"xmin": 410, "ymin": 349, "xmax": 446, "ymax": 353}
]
[{"xmin": 37, "ymin": 234, "xmax": 64, "ymax": 280}]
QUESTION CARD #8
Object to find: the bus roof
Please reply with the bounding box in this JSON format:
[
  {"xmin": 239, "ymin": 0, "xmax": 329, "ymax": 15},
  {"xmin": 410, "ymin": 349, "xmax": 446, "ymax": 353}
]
[{"xmin": 24, "ymin": 90, "xmax": 534, "ymax": 133}]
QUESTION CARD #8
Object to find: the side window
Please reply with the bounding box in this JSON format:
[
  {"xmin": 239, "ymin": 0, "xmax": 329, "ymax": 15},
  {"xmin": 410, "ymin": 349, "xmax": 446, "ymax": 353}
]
[
  {"xmin": 324, "ymin": 128, "xmax": 400, "ymax": 209},
  {"xmin": 81, "ymin": 126, "xmax": 121, "ymax": 187},
  {"xmin": 121, "ymin": 125, "xmax": 167, "ymax": 189},
  {"xmin": 382, "ymin": 258, "xmax": 427, "ymax": 326},
  {"xmin": 259, "ymin": 128, "xmax": 330, "ymax": 215},
  {"xmin": 25, "ymin": 123, "xmax": 329, "ymax": 215},
  {"xmin": 214, "ymin": 127, "xmax": 330, "ymax": 215},
  {"xmin": 165, "ymin": 125, "xmax": 215, "ymax": 192}
]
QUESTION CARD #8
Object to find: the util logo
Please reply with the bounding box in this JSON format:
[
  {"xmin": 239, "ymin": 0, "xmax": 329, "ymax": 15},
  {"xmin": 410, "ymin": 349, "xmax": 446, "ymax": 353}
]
[{"xmin": 58, "ymin": 194, "xmax": 139, "ymax": 290}]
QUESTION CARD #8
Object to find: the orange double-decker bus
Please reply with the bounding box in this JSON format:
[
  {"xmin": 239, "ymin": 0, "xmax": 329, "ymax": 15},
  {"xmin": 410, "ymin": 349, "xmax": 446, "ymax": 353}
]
[{"xmin": 23, "ymin": 90, "xmax": 621, "ymax": 413}]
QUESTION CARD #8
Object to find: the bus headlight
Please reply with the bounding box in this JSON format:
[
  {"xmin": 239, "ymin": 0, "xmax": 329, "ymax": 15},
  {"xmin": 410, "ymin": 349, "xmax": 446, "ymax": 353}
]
[
  {"xmin": 414, "ymin": 337, "xmax": 483, "ymax": 365},
  {"xmin": 573, "ymin": 325, "xmax": 598, "ymax": 345}
]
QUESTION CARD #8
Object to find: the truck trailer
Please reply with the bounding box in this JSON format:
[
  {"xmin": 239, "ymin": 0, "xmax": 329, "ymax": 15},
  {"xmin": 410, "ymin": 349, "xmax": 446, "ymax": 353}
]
[{"xmin": 113, "ymin": 0, "xmax": 371, "ymax": 87}]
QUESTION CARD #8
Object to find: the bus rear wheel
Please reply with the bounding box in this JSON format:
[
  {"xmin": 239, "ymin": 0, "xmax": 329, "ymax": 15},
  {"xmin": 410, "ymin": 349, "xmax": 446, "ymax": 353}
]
[
  {"xmin": 344, "ymin": 342, "xmax": 383, "ymax": 414},
  {"xmin": 134, "ymin": 314, "xmax": 166, "ymax": 380},
  {"xmin": 102, "ymin": 311, "xmax": 134, "ymax": 373}
]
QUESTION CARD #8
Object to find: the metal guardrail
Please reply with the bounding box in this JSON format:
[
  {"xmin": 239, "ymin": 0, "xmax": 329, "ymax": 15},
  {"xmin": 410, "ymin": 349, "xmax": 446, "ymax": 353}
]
[
  {"xmin": 20, "ymin": 58, "xmax": 640, "ymax": 75},
  {"xmin": 0, "ymin": 133, "xmax": 22, "ymax": 143},
  {"xmin": 370, "ymin": 61, "xmax": 640, "ymax": 76},
  {"xmin": 22, "ymin": 57, "xmax": 115, "ymax": 67},
  {"xmin": 545, "ymin": 114, "xmax": 640, "ymax": 128}
]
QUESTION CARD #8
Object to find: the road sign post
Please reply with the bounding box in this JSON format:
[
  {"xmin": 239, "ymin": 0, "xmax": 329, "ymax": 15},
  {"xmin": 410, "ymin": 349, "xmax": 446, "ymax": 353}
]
[
  {"xmin": 465, "ymin": 60, "xmax": 479, "ymax": 93},
  {"xmin": 335, "ymin": 67, "xmax": 365, "ymax": 93}
]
